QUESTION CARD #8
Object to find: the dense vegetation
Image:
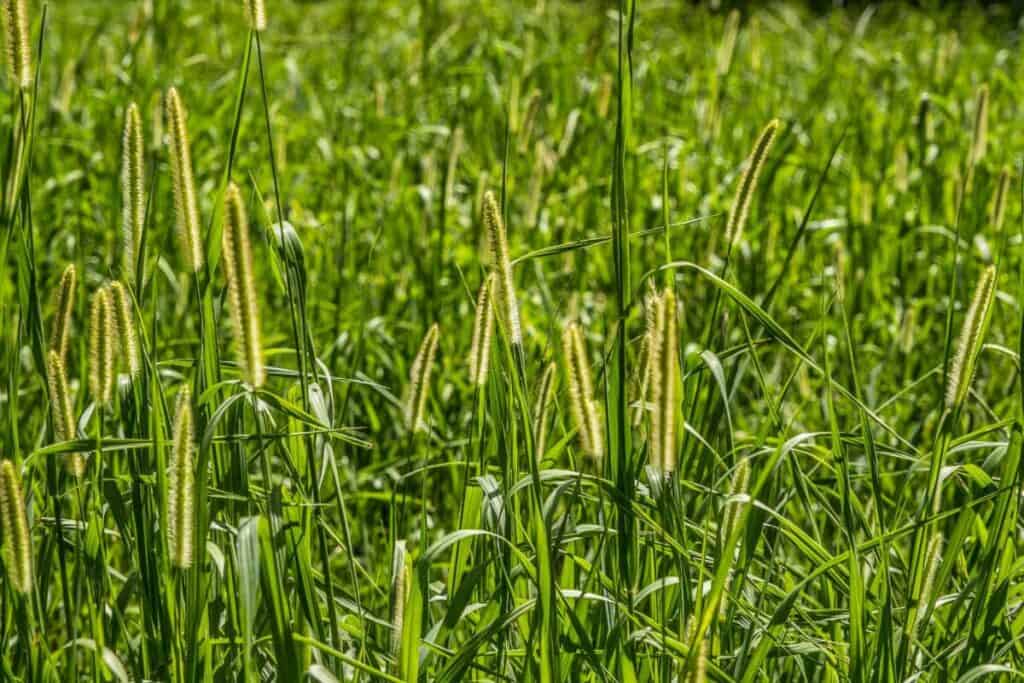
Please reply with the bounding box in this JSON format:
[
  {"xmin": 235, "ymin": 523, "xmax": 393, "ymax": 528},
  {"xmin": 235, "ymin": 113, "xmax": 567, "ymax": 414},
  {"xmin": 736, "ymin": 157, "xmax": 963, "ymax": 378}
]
[{"xmin": 1, "ymin": 1, "xmax": 1023, "ymax": 680}]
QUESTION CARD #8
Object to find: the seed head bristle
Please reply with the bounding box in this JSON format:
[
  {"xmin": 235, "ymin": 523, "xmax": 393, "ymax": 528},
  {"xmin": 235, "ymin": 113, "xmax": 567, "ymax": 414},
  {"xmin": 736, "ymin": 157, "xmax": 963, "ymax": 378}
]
[
  {"xmin": 650, "ymin": 290, "xmax": 679, "ymax": 474},
  {"xmin": 109, "ymin": 281, "xmax": 141, "ymax": 378},
  {"xmin": 49, "ymin": 264, "xmax": 76, "ymax": 362},
  {"xmin": 483, "ymin": 191, "xmax": 522, "ymax": 346},
  {"xmin": 562, "ymin": 323, "xmax": 603, "ymax": 460},
  {"xmin": 971, "ymin": 84, "xmax": 989, "ymax": 166},
  {"xmin": 390, "ymin": 540, "xmax": 409, "ymax": 663},
  {"xmin": 122, "ymin": 102, "xmax": 145, "ymax": 281},
  {"xmin": 725, "ymin": 119, "xmax": 779, "ymax": 248},
  {"xmin": 992, "ymin": 166, "xmax": 1011, "ymax": 235},
  {"xmin": 533, "ymin": 361, "xmax": 557, "ymax": 461},
  {"xmin": 88, "ymin": 287, "xmax": 116, "ymax": 406},
  {"xmin": 468, "ymin": 274, "xmax": 495, "ymax": 387},
  {"xmin": 221, "ymin": 182, "xmax": 265, "ymax": 388},
  {"xmin": 244, "ymin": 0, "xmax": 267, "ymax": 31},
  {"xmin": 716, "ymin": 9, "xmax": 740, "ymax": 77},
  {"xmin": 46, "ymin": 350, "xmax": 75, "ymax": 441},
  {"xmin": 2, "ymin": 0, "xmax": 31, "ymax": 90},
  {"xmin": 405, "ymin": 323, "xmax": 440, "ymax": 433},
  {"xmin": 166, "ymin": 87, "xmax": 204, "ymax": 272},
  {"xmin": 168, "ymin": 386, "xmax": 195, "ymax": 569},
  {"xmin": 946, "ymin": 265, "xmax": 997, "ymax": 410},
  {"xmin": 0, "ymin": 460, "xmax": 32, "ymax": 594},
  {"xmin": 722, "ymin": 458, "xmax": 751, "ymax": 543}
]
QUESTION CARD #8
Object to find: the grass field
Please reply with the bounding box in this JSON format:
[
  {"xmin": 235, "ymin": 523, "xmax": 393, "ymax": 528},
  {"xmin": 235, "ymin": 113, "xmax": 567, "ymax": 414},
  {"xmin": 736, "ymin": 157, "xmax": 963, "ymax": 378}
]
[{"xmin": 1, "ymin": 0, "xmax": 1023, "ymax": 680}]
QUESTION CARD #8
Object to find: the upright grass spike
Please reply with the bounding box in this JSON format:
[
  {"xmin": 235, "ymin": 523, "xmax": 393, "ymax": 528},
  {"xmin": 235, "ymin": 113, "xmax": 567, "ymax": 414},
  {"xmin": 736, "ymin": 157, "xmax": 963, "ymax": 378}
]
[
  {"xmin": 166, "ymin": 87, "xmax": 204, "ymax": 272},
  {"xmin": 89, "ymin": 287, "xmax": 116, "ymax": 406},
  {"xmin": 722, "ymin": 457, "xmax": 751, "ymax": 545},
  {"xmin": 221, "ymin": 182, "xmax": 265, "ymax": 388},
  {"xmin": 991, "ymin": 166, "xmax": 1011, "ymax": 236},
  {"xmin": 0, "ymin": 460, "xmax": 32, "ymax": 594},
  {"xmin": 390, "ymin": 540, "xmax": 409, "ymax": 665},
  {"xmin": 46, "ymin": 350, "xmax": 78, "ymax": 465},
  {"xmin": 404, "ymin": 323, "xmax": 440, "ymax": 433},
  {"xmin": 913, "ymin": 532, "xmax": 943, "ymax": 638},
  {"xmin": 562, "ymin": 322, "xmax": 603, "ymax": 460},
  {"xmin": 533, "ymin": 361, "xmax": 557, "ymax": 461},
  {"xmin": 1, "ymin": 0, "xmax": 30, "ymax": 90},
  {"xmin": 483, "ymin": 190, "xmax": 522, "ymax": 346},
  {"xmin": 121, "ymin": 102, "xmax": 145, "ymax": 281},
  {"xmin": 633, "ymin": 279, "xmax": 659, "ymax": 427},
  {"xmin": 468, "ymin": 273, "xmax": 495, "ymax": 387},
  {"xmin": 650, "ymin": 289, "xmax": 679, "ymax": 474},
  {"xmin": 168, "ymin": 386, "xmax": 195, "ymax": 569},
  {"xmin": 946, "ymin": 265, "xmax": 997, "ymax": 411},
  {"xmin": 49, "ymin": 264, "xmax": 76, "ymax": 362},
  {"xmin": 970, "ymin": 84, "xmax": 989, "ymax": 167},
  {"xmin": 716, "ymin": 9, "xmax": 740, "ymax": 77},
  {"xmin": 244, "ymin": 0, "xmax": 267, "ymax": 32},
  {"xmin": 725, "ymin": 118, "xmax": 779, "ymax": 248},
  {"xmin": 109, "ymin": 281, "xmax": 140, "ymax": 378}
]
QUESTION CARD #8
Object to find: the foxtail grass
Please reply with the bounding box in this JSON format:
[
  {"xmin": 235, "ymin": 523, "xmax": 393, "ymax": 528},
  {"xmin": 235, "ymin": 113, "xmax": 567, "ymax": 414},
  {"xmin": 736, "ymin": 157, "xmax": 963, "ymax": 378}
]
[
  {"xmin": 244, "ymin": 0, "xmax": 267, "ymax": 32},
  {"xmin": 168, "ymin": 386, "xmax": 194, "ymax": 569},
  {"xmin": 88, "ymin": 286, "xmax": 116, "ymax": 406},
  {"xmin": 166, "ymin": 87, "xmax": 204, "ymax": 272},
  {"xmin": 0, "ymin": 460, "xmax": 31, "ymax": 594},
  {"xmin": 405, "ymin": 323, "xmax": 440, "ymax": 433},
  {"xmin": 533, "ymin": 361, "xmax": 557, "ymax": 461},
  {"xmin": 562, "ymin": 322, "xmax": 602, "ymax": 460},
  {"xmin": 946, "ymin": 265, "xmax": 996, "ymax": 411},
  {"xmin": 109, "ymin": 281, "xmax": 140, "ymax": 378},
  {"xmin": 483, "ymin": 191, "xmax": 521, "ymax": 346},
  {"xmin": 121, "ymin": 102, "xmax": 145, "ymax": 281},
  {"xmin": 649, "ymin": 289, "xmax": 678, "ymax": 474},
  {"xmin": 725, "ymin": 119, "xmax": 779, "ymax": 248},
  {"xmin": 221, "ymin": 182, "xmax": 265, "ymax": 388},
  {"xmin": 1, "ymin": 0, "xmax": 30, "ymax": 90},
  {"xmin": 970, "ymin": 84, "xmax": 988, "ymax": 167},
  {"xmin": 49, "ymin": 264, "xmax": 76, "ymax": 362},
  {"xmin": 468, "ymin": 273, "xmax": 495, "ymax": 387}
]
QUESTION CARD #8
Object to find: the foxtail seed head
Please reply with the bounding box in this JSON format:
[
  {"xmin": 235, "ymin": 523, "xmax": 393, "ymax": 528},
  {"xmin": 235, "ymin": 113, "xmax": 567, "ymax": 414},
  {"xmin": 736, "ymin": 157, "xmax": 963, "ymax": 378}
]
[
  {"xmin": 650, "ymin": 290, "xmax": 679, "ymax": 474},
  {"xmin": 166, "ymin": 87, "xmax": 203, "ymax": 272},
  {"xmin": 221, "ymin": 182, "xmax": 265, "ymax": 388},
  {"xmin": 49, "ymin": 264, "xmax": 76, "ymax": 362},
  {"xmin": 913, "ymin": 532, "xmax": 943, "ymax": 637},
  {"xmin": 404, "ymin": 324, "xmax": 440, "ymax": 433},
  {"xmin": 244, "ymin": 0, "xmax": 267, "ymax": 31},
  {"xmin": 0, "ymin": 460, "xmax": 32, "ymax": 594},
  {"xmin": 168, "ymin": 386, "xmax": 195, "ymax": 569},
  {"xmin": 722, "ymin": 458, "xmax": 751, "ymax": 544},
  {"xmin": 562, "ymin": 323, "xmax": 603, "ymax": 460},
  {"xmin": 109, "ymin": 281, "xmax": 140, "ymax": 378},
  {"xmin": 2, "ymin": 0, "xmax": 30, "ymax": 90},
  {"xmin": 483, "ymin": 191, "xmax": 522, "ymax": 346},
  {"xmin": 468, "ymin": 274, "xmax": 495, "ymax": 387},
  {"xmin": 46, "ymin": 350, "xmax": 75, "ymax": 442},
  {"xmin": 971, "ymin": 84, "xmax": 989, "ymax": 166},
  {"xmin": 122, "ymin": 103, "xmax": 145, "ymax": 281},
  {"xmin": 725, "ymin": 119, "xmax": 779, "ymax": 248},
  {"xmin": 946, "ymin": 265, "xmax": 997, "ymax": 410},
  {"xmin": 390, "ymin": 541, "xmax": 409, "ymax": 662},
  {"xmin": 533, "ymin": 361, "xmax": 557, "ymax": 461},
  {"xmin": 992, "ymin": 167, "xmax": 1011, "ymax": 236},
  {"xmin": 88, "ymin": 288, "xmax": 116, "ymax": 406}
]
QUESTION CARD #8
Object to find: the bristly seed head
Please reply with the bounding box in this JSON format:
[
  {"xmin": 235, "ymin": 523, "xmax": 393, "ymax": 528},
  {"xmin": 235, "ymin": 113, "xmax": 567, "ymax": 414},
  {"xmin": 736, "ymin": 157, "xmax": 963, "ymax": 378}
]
[
  {"xmin": 725, "ymin": 119, "xmax": 779, "ymax": 248},
  {"xmin": 992, "ymin": 166, "xmax": 1011, "ymax": 236},
  {"xmin": 221, "ymin": 182, "xmax": 265, "ymax": 388},
  {"xmin": 650, "ymin": 290, "xmax": 679, "ymax": 474},
  {"xmin": 2, "ymin": 0, "xmax": 31, "ymax": 91},
  {"xmin": 168, "ymin": 386, "xmax": 195, "ymax": 569},
  {"xmin": 404, "ymin": 323, "xmax": 440, "ymax": 433},
  {"xmin": 0, "ymin": 460, "xmax": 32, "ymax": 594},
  {"xmin": 468, "ymin": 274, "xmax": 495, "ymax": 387},
  {"xmin": 970, "ymin": 84, "xmax": 989, "ymax": 166},
  {"xmin": 122, "ymin": 102, "xmax": 145, "ymax": 282},
  {"xmin": 390, "ymin": 540, "xmax": 409, "ymax": 664},
  {"xmin": 946, "ymin": 265, "xmax": 997, "ymax": 411},
  {"xmin": 88, "ymin": 287, "xmax": 116, "ymax": 406},
  {"xmin": 533, "ymin": 361, "xmax": 557, "ymax": 462},
  {"xmin": 244, "ymin": 0, "xmax": 267, "ymax": 32},
  {"xmin": 109, "ymin": 281, "xmax": 141, "ymax": 378},
  {"xmin": 166, "ymin": 87, "xmax": 204, "ymax": 272},
  {"xmin": 50, "ymin": 264, "xmax": 76, "ymax": 362},
  {"xmin": 483, "ymin": 191, "xmax": 522, "ymax": 346},
  {"xmin": 562, "ymin": 323, "xmax": 603, "ymax": 460}
]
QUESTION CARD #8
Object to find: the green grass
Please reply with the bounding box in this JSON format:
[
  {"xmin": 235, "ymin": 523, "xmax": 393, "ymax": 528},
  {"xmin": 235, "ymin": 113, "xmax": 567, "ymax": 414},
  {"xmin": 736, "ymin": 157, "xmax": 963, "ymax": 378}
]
[{"xmin": 1, "ymin": 0, "xmax": 1024, "ymax": 680}]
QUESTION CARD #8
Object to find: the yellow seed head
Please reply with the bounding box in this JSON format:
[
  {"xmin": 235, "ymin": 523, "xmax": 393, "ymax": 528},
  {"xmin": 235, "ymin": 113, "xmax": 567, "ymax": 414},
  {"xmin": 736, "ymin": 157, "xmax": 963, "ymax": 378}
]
[
  {"xmin": 946, "ymin": 265, "xmax": 997, "ymax": 410},
  {"xmin": 221, "ymin": 183, "xmax": 265, "ymax": 388},
  {"xmin": 49, "ymin": 264, "xmax": 76, "ymax": 362},
  {"xmin": 562, "ymin": 323, "xmax": 602, "ymax": 459},
  {"xmin": 0, "ymin": 460, "xmax": 32, "ymax": 594},
  {"xmin": 404, "ymin": 324, "xmax": 440, "ymax": 433},
  {"xmin": 168, "ymin": 386, "xmax": 195, "ymax": 569},
  {"xmin": 483, "ymin": 191, "xmax": 522, "ymax": 346},
  {"xmin": 725, "ymin": 119, "xmax": 779, "ymax": 248},
  {"xmin": 971, "ymin": 84, "xmax": 989, "ymax": 166},
  {"xmin": 390, "ymin": 540, "xmax": 409, "ymax": 663},
  {"xmin": 650, "ymin": 290, "xmax": 679, "ymax": 474},
  {"xmin": 88, "ymin": 287, "xmax": 116, "ymax": 405},
  {"xmin": 244, "ymin": 0, "xmax": 267, "ymax": 31},
  {"xmin": 46, "ymin": 350, "xmax": 75, "ymax": 444},
  {"xmin": 468, "ymin": 274, "xmax": 495, "ymax": 387},
  {"xmin": 122, "ymin": 102, "xmax": 145, "ymax": 280},
  {"xmin": 992, "ymin": 167, "xmax": 1011, "ymax": 236},
  {"xmin": 109, "ymin": 281, "xmax": 140, "ymax": 378},
  {"xmin": 2, "ymin": 0, "xmax": 31, "ymax": 90},
  {"xmin": 166, "ymin": 87, "xmax": 203, "ymax": 272}
]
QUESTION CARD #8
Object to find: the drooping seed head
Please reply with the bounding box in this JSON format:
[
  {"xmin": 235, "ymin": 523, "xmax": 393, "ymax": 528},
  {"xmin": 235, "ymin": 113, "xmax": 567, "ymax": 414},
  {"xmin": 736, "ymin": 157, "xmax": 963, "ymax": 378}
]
[
  {"xmin": 1, "ymin": 0, "xmax": 31, "ymax": 90},
  {"xmin": 109, "ymin": 281, "xmax": 140, "ymax": 378},
  {"xmin": 0, "ymin": 460, "xmax": 32, "ymax": 594},
  {"xmin": 725, "ymin": 119, "xmax": 779, "ymax": 248},
  {"xmin": 221, "ymin": 182, "xmax": 265, "ymax": 388},
  {"xmin": 49, "ymin": 264, "xmax": 76, "ymax": 362},
  {"xmin": 650, "ymin": 290, "xmax": 679, "ymax": 474},
  {"xmin": 167, "ymin": 386, "xmax": 195, "ymax": 569},
  {"xmin": 121, "ymin": 102, "xmax": 145, "ymax": 281},
  {"xmin": 468, "ymin": 274, "xmax": 495, "ymax": 387},
  {"xmin": 483, "ymin": 191, "xmax": 522, "ymax": 346},
  {"xmin": 946, "ymin": 265, "xmax": 997, "ymax": 410},
  {"xmin": 533, "ymin": 361, "xmax": 557, "ymax": 461},
  {"xmin": 404, "ymin": 324, "xmax": 440, "ymax": 433},
  {"xmin": 166, "ymin": 87, "xmax": 203, "ymax": 272},
  {"xmin": 244, "ymin": 0, "xmax": 266, "ymax": 32},
  {"xmin": 562, "ymin": 323, "xmax": 603, "ymax": 460},
  {"xmin": 88, "ymin": 287, "xmax": 116, "ymax": 406}
]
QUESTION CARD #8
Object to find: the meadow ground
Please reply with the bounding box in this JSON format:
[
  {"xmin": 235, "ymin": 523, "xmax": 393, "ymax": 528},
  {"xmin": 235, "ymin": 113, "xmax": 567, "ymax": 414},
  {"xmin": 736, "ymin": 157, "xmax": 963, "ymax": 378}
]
[{"xmin": 1, "ymin": 0, "xmax": 1023, "ymax": 681}]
